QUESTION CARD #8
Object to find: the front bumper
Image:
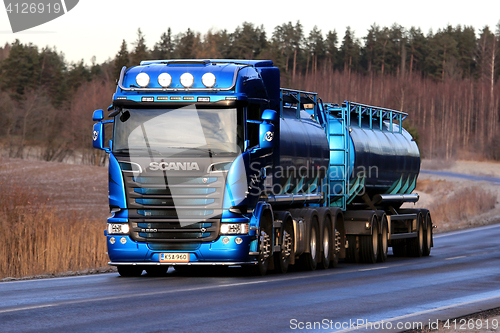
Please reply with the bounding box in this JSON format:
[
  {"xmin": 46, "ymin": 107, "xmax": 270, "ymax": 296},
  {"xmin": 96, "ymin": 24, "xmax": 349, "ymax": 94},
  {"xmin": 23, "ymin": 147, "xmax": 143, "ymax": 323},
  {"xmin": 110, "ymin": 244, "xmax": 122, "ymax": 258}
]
[{"xmin": 106, "ymin": 234, "xmax": 259, "ymax": 266}]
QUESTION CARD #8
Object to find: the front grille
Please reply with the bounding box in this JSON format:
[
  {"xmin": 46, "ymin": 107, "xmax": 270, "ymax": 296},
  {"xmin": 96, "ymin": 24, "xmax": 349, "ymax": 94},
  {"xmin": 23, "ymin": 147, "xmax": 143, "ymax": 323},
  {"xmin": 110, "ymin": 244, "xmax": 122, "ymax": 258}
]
[
  {"xmin": 124, "ymin": 173, "xmax": 224, "ymax": 243},
  {"xmin": 148, "ymin": 243, "xmax": 201, "ymax": 251}
]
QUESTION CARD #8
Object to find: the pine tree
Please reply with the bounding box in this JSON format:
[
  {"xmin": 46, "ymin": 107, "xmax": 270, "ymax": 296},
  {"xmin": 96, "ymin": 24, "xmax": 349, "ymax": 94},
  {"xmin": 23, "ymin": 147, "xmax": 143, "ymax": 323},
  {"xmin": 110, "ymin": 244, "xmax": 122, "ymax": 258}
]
[
  {"xmin": 130, "ymin": 28, "xmax": 149, "ymax": 65},
  {"xmin": 39, "ymin": 46, "xmax": 67, "ymax": 106},
  {"xmin": 307, "ymin": 26, "xmax": 325, "ymax": 74},
  {"xmin": 228, "ymin": 22, "xmax": 266, "ymax": 59},
  {"xmin": 407, "ymin": 27, "xmax": 428, "ymax": 75},
  {"xmin": 152, "ymin": 28, "xmax": 175, "ymax": 60},
  {"xmin": 454, "ymin": 25, "xmax": 476, "ymax": 77},
  {"xmin": 114, "ymin": 40, "xmax": 129, "ymax": 80},
  {"xmin": 340, "ymin": 27, "xmax": 360, "ymax": 75},
  {"xmin": 176, "ymin": 28, "xmax": 197, "ymax": 59},
  {"xmin": 0, "ymin": 40, "xmax": 40, "ymax": 100}
]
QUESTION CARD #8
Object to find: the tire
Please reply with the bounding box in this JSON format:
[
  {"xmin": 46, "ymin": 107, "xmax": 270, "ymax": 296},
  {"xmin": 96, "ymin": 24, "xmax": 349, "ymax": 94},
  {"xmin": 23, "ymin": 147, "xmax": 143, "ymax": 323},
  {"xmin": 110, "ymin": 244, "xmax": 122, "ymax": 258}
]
[
  {"xmin": 301, "ymin": 221, "xmax": 320, "ymax": 271},
  {"xmin": 377, "ymin": 215, "xmax": 388, "ymax": 263},
  {"xmin": 320, "ymin": 218, "xmax": 332, "ymax": 270},
  {"xmin": 346, "ymin": 235, "xmax": 360, "ymax": 263},
  {"xmin": 145, "ymin": 266, "xmax": 168, "ymax": 276},
  {"xmin": 118, "ymin": 265, "xmax": 143, "ymax": 277},
  {"xmin": 275, "ymin": 218, "xmax": 294, "ymax": 274},
  {"xmin": 250, "ymin": 211, "xmax": 273, "ymax": 276},
  {"xmin": 408, "ymin": 213, "xmax": 424, "ymax": 257},
  {"xmin": 360, "ymin": 215, "xmax": 379, "ymax": 264},
  {"xmin": 330, "ymin": 221, "xmax": 340, "ymax": 268},
  {"xmin": 423, "ymin": 211, "xmax": 433, "ymax": 256}
]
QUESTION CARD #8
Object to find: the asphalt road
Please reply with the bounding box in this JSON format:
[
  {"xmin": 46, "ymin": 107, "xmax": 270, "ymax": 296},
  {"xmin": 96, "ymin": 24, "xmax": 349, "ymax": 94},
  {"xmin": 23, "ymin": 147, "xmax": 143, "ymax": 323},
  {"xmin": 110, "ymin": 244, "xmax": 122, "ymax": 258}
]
[
  {"xmin": 2, "ymin": 222, "xmax": 500, "ymax": 333},
  {"xmin": 420, "ymin": 169, "xmax": 500, "ymax": 184}
]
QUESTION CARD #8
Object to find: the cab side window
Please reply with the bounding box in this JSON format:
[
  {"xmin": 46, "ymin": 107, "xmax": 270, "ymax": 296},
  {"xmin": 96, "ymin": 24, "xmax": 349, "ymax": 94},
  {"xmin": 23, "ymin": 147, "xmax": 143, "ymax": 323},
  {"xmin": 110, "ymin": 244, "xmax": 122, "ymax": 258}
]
[{"xmin": 247, "ymin": 104, "xmax": 262, "ymax": 148}]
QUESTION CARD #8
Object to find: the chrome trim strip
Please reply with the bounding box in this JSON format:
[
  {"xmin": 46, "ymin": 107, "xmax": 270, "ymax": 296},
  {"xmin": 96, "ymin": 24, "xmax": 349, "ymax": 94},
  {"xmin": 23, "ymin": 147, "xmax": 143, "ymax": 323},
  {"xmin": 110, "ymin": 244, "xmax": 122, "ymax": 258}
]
[
  {"xmin": 109, "ymin": 261, "xmax": 257, "ymax": 266},
  {"xmin": 266, "ymin": 193, "xmax": 324, "ymax": 203}
]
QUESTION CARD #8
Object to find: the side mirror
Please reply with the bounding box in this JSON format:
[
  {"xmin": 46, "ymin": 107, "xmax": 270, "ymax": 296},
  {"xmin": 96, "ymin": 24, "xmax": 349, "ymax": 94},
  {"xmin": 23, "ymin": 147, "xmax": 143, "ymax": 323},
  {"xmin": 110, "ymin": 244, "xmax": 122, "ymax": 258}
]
[
  {"xmin": 93, "ymin": 109, "xmax": 104, "ymax": 121},
  {"xmin": 259, "ymin": 122, "xmax": 275, "ymax": 149},
  {"xmin": 259, "ymin": 109, "xmax": 278, "ymax": 148},
  {"xmin": 261, "ymin": 109, "xmax": 279, "ymax": 123},
  {"xmin": 93, "ymin": 122, "xmax": 105, "ymax": 150}
]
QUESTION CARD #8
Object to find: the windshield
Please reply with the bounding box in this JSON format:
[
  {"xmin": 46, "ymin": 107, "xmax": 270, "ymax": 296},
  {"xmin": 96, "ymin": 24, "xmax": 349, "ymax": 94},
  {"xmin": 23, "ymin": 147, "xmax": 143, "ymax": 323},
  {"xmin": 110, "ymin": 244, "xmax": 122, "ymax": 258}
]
[{"xmin": 113, "ymin": 105, "xmax": 242, "ymax": 157}]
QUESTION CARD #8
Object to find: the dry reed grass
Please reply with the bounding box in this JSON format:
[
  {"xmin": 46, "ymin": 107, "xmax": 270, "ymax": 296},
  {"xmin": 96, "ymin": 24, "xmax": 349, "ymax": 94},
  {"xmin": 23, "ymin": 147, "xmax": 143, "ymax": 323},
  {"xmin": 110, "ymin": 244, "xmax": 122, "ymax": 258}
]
[
  {"xmin": 429, "ymin": 186, "xmax": 497, "ymax": 224},
  {"xmin": 417, "ymin": 178, "xmax": 498, "ymax": 227},
  {"xmin": 0, "ymin": 179, "xmax": 108, "ymax": 279}
]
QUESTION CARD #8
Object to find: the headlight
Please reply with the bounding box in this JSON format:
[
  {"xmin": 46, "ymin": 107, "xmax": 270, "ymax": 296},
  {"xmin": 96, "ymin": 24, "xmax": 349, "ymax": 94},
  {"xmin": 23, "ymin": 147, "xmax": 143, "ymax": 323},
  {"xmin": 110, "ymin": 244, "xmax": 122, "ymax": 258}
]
[
  {"xmin": 136, "ymin": 73, "xmax": 150, "ymax": 87},
  {"xmin": 220, "ymin": 223, "xmax": 248, "ymax": 235},
  {"xmin": 107, "ymin": 223, "xmax": 130, "ymax": 235}
]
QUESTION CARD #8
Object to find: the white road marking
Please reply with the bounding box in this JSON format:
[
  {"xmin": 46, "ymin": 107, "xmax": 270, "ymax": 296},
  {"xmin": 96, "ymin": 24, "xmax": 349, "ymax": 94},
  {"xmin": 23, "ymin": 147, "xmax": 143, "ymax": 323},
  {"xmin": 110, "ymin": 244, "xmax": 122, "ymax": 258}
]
[
  {"xmin": 445, "ymin": 256, "xmax": 466, "ymax": 261},
  {"xmin": 358, "ymin": 266, "xmax": 389, "ymax": 272},
  {"xmin": 333, "ymin": 290, "xmax": 500, "ymax": 332}
]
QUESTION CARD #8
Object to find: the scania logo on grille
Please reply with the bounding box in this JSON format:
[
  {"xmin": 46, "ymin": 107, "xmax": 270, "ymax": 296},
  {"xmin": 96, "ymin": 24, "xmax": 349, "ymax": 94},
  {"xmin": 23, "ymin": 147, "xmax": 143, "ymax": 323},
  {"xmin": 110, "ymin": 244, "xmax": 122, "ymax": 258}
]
[{"xmin": 149, "ymin": 161, "xmax": 200, "ymax": 171}]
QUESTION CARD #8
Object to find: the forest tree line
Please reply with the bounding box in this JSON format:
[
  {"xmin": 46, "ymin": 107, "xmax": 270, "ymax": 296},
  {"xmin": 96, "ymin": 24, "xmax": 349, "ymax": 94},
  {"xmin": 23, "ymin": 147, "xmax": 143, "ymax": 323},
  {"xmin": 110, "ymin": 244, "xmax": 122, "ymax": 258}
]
[{"xmin": 0, "ymin": 21, "xmax": 499, "ymax": 164}]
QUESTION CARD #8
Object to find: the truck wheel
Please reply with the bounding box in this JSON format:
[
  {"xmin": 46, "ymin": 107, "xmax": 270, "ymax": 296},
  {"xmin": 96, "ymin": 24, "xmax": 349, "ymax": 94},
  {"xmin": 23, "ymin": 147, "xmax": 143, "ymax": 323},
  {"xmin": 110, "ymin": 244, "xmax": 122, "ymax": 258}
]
[
  {"xmin": 408, "ymin": 213, "xmax": 424, "ymax": 257},
  {"xmin": 360, "ymin": 215, "xmax": 379, "ymax": 264},
  {"xmin": 377, "ymin": 215, "xmax": 388, "ymax": 263},
  {"xmin": 320, "ymin": 218, "xmax": 332, "ymax": 270},
  {"xmin": 301, "ymin": 221, "xmax": 319, "ymax": 271},
  {"xmin": 423, "ymin": 212, "xmax": 433, "ymax": 256},
  {"xmin": 250, "ymin": 211, "xmax": 273, "ymax": 276},
  {"xmin": 275, "ymin": 218, "xmax": 294, "ymax": 274},
  {"xmin": 346, "ymin": 235, "xmax": 360, "ymax": 263},
  {"xmin": 330, "ymin": 224, "xmax": 340, "ymax": 268},
  {"xmin": 118, "ymin": 265, "xmax": 143, "ymax": 277}
]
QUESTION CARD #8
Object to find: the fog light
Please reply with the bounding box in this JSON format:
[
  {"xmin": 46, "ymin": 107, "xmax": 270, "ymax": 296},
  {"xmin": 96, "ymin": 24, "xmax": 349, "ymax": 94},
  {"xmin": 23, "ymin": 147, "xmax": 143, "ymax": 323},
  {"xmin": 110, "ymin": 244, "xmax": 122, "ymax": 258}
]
[
  {"xmin": 120, "ymin": 237, "xmax": 127, "ymax": 244},
  {"xmin": 365, "ymin": 222, "xmax": 371, "ymax": 230},
  {"xmin": 222, "ymin": 237, "xmax": 230, "ymax": 244},
  {"xmin": 235, "ymin": 237, "xmax": 243, "ymax": 245},
  {"xmin": 109, "ymin": 237, "xmax": 116, "ymax": 244}
]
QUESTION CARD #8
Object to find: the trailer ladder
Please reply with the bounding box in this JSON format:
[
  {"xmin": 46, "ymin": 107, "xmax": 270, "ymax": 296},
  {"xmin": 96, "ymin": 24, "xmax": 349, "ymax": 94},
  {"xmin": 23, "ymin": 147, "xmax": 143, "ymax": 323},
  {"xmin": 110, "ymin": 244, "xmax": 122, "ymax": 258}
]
[{"xmin": 321, "ymin": 103, "xmax": 350, "ymax": 210}]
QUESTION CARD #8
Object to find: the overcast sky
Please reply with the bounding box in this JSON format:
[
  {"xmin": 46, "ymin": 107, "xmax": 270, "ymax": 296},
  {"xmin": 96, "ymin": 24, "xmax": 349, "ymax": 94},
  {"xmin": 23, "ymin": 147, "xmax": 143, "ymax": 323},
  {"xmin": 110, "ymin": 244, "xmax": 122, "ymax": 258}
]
[{"xmin": 0, "ymin": 0, "xmax": 499, "ymax": 65}]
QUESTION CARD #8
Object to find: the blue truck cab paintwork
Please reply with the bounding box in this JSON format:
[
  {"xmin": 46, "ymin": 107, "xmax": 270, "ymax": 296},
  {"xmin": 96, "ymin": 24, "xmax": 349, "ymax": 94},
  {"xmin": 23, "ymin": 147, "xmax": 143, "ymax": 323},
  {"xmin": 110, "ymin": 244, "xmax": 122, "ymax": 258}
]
[{"xmin": 99, "ymin": 60, "xmax": 282, "ymax": 266}]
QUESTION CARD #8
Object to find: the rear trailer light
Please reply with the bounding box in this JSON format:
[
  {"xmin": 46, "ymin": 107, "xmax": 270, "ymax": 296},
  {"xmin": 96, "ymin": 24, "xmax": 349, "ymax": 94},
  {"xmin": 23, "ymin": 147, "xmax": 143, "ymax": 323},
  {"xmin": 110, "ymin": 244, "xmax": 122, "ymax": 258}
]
[
  {"xmin": 107, "ymin": 223, "xmax": 130, "ymax": 235},
  {"xmin": 220, "ymin": 223, "xmax": 248, "ymax": 235}
]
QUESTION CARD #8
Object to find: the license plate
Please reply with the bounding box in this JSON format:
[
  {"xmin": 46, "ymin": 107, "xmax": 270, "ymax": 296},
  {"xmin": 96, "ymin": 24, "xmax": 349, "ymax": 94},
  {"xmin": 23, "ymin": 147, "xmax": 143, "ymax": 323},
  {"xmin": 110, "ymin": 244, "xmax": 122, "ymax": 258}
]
[{"xmin": 159, "ymin": 253, "xmax": 189, "ymax": 263}]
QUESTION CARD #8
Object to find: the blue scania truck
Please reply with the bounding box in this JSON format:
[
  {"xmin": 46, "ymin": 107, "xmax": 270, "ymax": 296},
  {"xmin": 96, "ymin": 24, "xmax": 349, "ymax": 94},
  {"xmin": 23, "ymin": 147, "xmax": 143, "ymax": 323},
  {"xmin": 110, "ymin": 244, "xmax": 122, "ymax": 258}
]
[{"xmin": 92, "ymin": 59, "xmax": 433, "ymax": 276}]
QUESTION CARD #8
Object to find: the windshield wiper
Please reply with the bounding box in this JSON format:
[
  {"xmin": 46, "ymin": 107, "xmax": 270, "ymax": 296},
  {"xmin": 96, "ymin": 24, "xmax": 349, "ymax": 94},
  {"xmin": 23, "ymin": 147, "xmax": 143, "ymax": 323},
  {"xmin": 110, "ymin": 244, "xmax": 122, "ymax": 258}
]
[
  {"xmin": 173, "ymin": 147, "xmax": 215, "ymax": 157},
  {"xmin": 114, "ymin": 148, "xmax": 163, "ymax": 156}
]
